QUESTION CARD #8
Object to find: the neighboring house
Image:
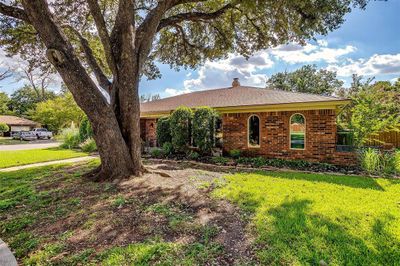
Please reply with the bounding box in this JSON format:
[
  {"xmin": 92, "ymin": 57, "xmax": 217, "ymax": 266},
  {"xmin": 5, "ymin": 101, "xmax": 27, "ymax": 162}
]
[
  {"xmin": 140, "ymin": 78, "xmax": 355, "ymax": 165},
  {"xmin": 0, "ymin": 115, "xmax": 39, "ymax": 136}
]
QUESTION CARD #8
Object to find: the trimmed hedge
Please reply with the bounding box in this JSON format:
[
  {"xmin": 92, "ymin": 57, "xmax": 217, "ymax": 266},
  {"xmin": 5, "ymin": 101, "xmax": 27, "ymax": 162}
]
[
  {"xmin": 156, "ymin": 116, "xmax": 172, "ymax": 146},
  {"xmin": 170, "ymin": 106, "xmax": 193, "ymax": 153},
  {"xmin": 192, "ymin": 107, "xmax": 218, "ymax": 155}
]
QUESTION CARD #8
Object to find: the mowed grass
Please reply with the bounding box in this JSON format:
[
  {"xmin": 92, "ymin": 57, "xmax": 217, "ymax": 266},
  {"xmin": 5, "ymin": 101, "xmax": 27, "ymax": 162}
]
[
  {"xmin": 0, "ymin": 137, "xmax": 27, "ymax": 145},
  {"xmin": 213, "ymin": 171, "xmax": 400, "ymax": 265},
  {"xmin": 0, "ymin": 148, "xmax": 88, "ymax": 168}
]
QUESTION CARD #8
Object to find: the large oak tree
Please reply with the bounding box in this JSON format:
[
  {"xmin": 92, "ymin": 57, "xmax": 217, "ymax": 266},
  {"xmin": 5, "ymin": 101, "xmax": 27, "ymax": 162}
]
[{"xmin": 0, "ymin": 0, "xmax": 367, "ymax": 180}]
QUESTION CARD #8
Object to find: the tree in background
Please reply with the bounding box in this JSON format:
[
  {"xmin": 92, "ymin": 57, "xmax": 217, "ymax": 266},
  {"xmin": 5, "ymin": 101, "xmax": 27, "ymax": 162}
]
[
  {"xmin": 30, "ymin": 92, "xmax": 84, "ymax": 132},
  {"xmin": 0, "ymin": 123, "xmax": 9, "ymax": 136},
  {"xmin": 266, "ymin": 64, "xmax": 343, "ymax": 96},
  {"xmin": 0, "ymin": 92, "xmax": 11, "ymax": 114},
  {"xmin": 338, "ymin": 76, "xmax": 400, "ymax": 146},
  {"xmin": 7, "ymin": 85, "xmax": 56, "ymax": 116},
  {"xmin": 0, "ymin": 0, "xmax": 368, "ymax": 180},
  {"xmin": 140, "ymin": 94, "xmax": 161, "ymax": 103}
]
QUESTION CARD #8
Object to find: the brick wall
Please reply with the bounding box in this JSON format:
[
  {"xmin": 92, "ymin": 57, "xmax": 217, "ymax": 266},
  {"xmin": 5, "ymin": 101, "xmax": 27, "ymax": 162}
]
[
  {"xmin": 140, "ymin": 118, "xmax": 157, "ymax": 147},
  {"xmin": 222, "ymin": 110, "xmax": 357, "ymax": 166}
]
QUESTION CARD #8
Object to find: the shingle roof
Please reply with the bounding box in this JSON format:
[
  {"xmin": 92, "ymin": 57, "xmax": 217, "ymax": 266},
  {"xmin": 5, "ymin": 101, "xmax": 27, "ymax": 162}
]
[
  {"xmin": 141, "ymin": 86, "xmax": 348, "ymax": 114},
  {"xmin": 0, "ymin": 115, "xmax": 38, "ymax": 126}
]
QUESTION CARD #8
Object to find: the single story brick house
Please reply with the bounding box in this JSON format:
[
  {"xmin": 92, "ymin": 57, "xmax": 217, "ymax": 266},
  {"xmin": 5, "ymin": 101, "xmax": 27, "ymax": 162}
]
[
  {"xmin": 140, "ymin": 79, "xmax": 355, "ymax": 165},
  {"xmin": 0, "ymin": 115, "xmax": 39, "ymax": 136}
]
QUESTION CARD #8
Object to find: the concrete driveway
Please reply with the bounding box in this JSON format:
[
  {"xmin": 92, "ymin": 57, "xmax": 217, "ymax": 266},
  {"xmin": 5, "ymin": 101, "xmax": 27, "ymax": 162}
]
[{"xmin": 0, "ymin": 140, "xmax": 60, "ymax": 151}]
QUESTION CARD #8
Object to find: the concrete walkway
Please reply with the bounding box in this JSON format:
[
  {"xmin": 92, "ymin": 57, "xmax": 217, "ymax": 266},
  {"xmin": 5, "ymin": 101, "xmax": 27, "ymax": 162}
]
[
  {"xmin": 0, "ymin": 141, "xmax": 60, "ymax": 151},
  {"xmin": 0, "ymin": 156, "xmax": 98, "ymax": 172},
  {"xmin": 0, "ymin": 239, "xmax": 17, "ymax": 266}
]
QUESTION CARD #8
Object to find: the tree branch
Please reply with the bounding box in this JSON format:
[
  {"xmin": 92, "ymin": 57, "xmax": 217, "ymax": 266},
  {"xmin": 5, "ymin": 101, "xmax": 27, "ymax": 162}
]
[
  {"xmin": 0, "ymin": 3, "xmax": 30, "ymax": 22},
  {"xmin": 86, "ymin": 0, "xmax": 117, "ymax": 76},
  {"xmin": 65, "ymin": 25, "xmax": 111, "ymax": 91},
  {"xmin": 157, "ymin": 3, "xmax": 235, "ymax": 32}
]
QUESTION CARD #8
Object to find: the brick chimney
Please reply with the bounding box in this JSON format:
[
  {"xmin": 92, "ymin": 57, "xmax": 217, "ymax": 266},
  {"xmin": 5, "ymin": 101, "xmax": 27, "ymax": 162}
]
[{"xmin": 232, "ymin": 78, "xmax": 240, "ymax": 87}]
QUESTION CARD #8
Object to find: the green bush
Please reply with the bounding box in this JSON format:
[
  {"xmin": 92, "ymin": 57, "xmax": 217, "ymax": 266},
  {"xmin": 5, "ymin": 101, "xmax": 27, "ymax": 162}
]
[
  {"xmin": 80, "ymin": 137, "xmax": 97, "ymax": 153},
  {"xmin": 162, "ymin": 142, "xmax": 173, "ymax": 156},
  {"xmin": 359, "ymin": 148, "xmax": 381, "ymax": 174},
  {"xmin": 156, "ymin": 116, "xmax": 172, "ymax": 146},
  {"xmin": 0, "ymin": 123, "xmax": 9, "ymax": 134},
  {"xmin": 211, "ymin": 157, "xmax": 229, "ymax": 165},
  {"xmin": 59, "ymin": 127, "xmax": 81, "ymax": 149},
  {"xmin": 359, "ymin": 148, "xmax": 399, "ymax": 176},
  {"xmin": 170, "ymin": 106, "xmax": 193, "ymax": 153},
  {"xmin": 151, "ymin": 148, "xmax": 165, "ymax": 159},
  {"xmin": 192, "ymin": 107, "xmax": 218, "ymax": 155},
  {"xmin": 229, "ymin": 149, "xmax": 241, "ymax": 159},
  {"xmin": 188, "ymin": 151, "xmax": 200, "ymax": 160},
  {"xmin": 79, "ymin": 117, "xmax": 93, "ymax": 142},
  {"xmin": 395, "ymin": 150, "xmax": 400, "ymax": 175}
]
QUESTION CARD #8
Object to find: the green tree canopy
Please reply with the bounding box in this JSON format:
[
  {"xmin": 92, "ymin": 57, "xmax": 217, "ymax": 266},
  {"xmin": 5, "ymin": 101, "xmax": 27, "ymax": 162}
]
[
  {"xmin": 338, "ymin": 76, "xmax": 400, "ymax": 146},
  {"xmin": 0, "ymin": 92, "xmax": 11, "ymax": 114},
  {"xmin": 0, "ymin": 122, "xmax": 9, "ymax": 133},
  {"xmin": 29, "ymin": 92, "xmax": 84, "ymax": 132},
  {"xmin": 266, "ymin": 64, "xmax": 344, "ymax": 95},
  {"xmin": 8, "ymin": 85, "xmax": 56, "ymax": 116}
]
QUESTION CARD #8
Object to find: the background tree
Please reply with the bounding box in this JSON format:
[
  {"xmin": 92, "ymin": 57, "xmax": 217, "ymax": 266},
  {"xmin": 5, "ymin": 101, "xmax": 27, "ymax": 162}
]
[
  {"xmin": 0, "ymin": 122, "xmax": 9, "ymax": 136},
  {"xmin": 156, "ymin": 116, "xmax": 172, "ymax": 147},
  {"xmin": 7, "ymin": 85, "xmax": 55, "ymax": 116},
  {"xmin": 0, "ymin": 92, "xmax": 11, "ymax": 114},
  {"xmin": 338, "ymin": 76, "xmax": 400, "ymax": 146},
  {"xmin": 30, "ymin": 92, "xmax": 85, "ymax": 132},
  {"xmin": 0, "ymin": 0, "xmax": 368, "ymax": 180},
  {"xmin": 140, "ymin": 93, "xmax": 161, "ymax": 103},
  {"xmin": 170, "ymin": 106, "xmax": 193, "ymax": 153},
  {"xmin": 266, "ymin": 64, "xmax": 344, "ymax": 95},
  {"xmin": 192, "ymin": 107, "xmax": 217, "ymax": 155}
]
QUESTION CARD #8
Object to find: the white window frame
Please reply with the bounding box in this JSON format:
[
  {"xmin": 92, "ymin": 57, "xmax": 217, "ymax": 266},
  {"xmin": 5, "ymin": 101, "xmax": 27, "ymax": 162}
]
[
  {"xmin": 248, "ymin": 114, "xmax": 261, "ymax": 148},
  {"xmin": 289, "ymin": 113, "xmax": 306, "ymax": 150}
]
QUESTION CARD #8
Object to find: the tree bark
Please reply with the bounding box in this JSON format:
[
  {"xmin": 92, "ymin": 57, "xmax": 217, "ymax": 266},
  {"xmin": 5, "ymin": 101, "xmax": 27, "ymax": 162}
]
[{"xmin": 21, "ymin": 0, "xmax": 136, "ymax": 181}]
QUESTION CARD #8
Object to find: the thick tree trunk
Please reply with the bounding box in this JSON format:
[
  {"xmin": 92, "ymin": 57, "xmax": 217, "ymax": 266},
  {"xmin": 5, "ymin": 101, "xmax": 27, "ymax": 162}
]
[{"xmin": 21, "ymin": 0, "xmax": 137, "ymax": 181}]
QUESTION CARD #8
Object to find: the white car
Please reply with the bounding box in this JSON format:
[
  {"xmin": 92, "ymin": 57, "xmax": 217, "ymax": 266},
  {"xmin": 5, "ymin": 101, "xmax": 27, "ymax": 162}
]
[{"xmin": 31, "ymin": 128, "xmax": 53, "ymax": 139}]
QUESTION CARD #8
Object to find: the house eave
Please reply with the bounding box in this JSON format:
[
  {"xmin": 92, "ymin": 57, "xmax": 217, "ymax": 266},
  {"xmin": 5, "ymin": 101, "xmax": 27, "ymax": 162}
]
[{"xmin": 140, "ymin": 100, "xmax": 351, "ymax": 118}]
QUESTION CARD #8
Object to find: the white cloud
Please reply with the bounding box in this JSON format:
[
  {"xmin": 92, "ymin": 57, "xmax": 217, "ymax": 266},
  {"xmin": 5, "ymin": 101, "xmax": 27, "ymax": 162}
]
[
  {"xmin": 327, "ymin": 53, "xmax": 400, "ymax": 77},
  {"xmin": 270, "ymin": 42, "xmax": 356, "ymax": 64},
  {"xmin": 164, "ymin": 87, "xmax": 192, "ymax": 96}
]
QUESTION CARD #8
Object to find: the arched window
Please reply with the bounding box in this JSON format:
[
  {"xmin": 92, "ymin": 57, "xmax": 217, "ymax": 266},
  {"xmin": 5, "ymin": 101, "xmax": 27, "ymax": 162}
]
[
  {"xmin": 248, "ymin": 115, "xmax": 260, "ymax": 147},
  {"xmin": 290, "ymin": 114, "xmax": 305, "ymax": 149}
]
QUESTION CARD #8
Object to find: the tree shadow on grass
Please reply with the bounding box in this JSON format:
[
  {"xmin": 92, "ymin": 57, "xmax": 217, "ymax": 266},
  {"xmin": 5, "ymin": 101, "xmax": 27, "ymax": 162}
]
[
  {"xmin": 257, "ymin": 199, "xmax": 400, "ymax": 265},
  {"xmin": 254, "ymin": 170, "xmax": 386, "ymax": 191}
]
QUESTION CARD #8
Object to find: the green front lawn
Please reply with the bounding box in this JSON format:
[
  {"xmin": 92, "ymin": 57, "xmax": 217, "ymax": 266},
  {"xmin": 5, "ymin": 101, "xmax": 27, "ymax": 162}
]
[
  {"xmin": 214, "ymin": 171, "xmax": 400, "ymax": 265},
  {"xmin": 0, "ymin": 137, "xmax": 27, "ymax": 145},
  {"xmin": 0, "ymin": 163, "xmax": 227, "ymax": 265},
  {"xmin": 0, "ymin": 148, "xmax": 88, "ymax": 168}
]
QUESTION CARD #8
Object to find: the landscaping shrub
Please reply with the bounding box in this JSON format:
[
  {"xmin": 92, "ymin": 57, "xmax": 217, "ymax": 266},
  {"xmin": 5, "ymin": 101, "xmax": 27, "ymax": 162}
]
[
  {"xmin": 228, "ymin": 149, "xmax": 241, "ymax": 159},
  {"xmin": 59, "ymin": 127, "xmax": 81, "ymax": 149},
  {"xmin": 156, "ymin": 116, "xmax": 172, "ymax": 146},
  {"xmin": 0, "ymin": 123, "xmax": 9, "ymax": 136},
  {"xmin": 162, "ymin": 142, "xmax": 173, "ymax": 156},
  {"xmin": 80, "ymin": 138, "xmax": 97, "ymax": 153},
  {"xmin": 79, "ymin": 117, "xmax": 93, "ymax": 142},
  {"xmin": 211, "ymin": 157, "xmax": 229, "ymax": 165},
  {"xmin": 188, "ymin": 151, "xmax": 200, "ymax": 161},
  {"xmin": 192, "ymin": 107, "xmax": 218, "ymax": 155},
  {"xmin": 170, "ymin": 106, "xmax": 193, "ymax": 153},
  {"xmin": 359, "ymin": 148, "xmax": 381, "ymax": 174},
  {"xmin": 151, "ymin": 148, "xmax": 165, "ymax": 159},
  {"xmin": 359, "ymin": 148, "xmax": 399, "ymax": 176}
]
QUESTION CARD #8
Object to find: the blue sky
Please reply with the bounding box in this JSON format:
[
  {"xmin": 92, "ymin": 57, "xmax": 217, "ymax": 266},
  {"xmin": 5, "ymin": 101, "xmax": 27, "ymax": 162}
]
[{"xmin": 1, "ymin": 0, "xmax": 399, "ymax": 97}]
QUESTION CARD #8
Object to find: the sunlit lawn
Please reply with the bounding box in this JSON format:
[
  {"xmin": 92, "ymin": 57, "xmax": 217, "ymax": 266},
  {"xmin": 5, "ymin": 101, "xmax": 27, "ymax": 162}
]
[
  {"xmin": 0, "ymin": 137, "xmax": 27, "ymax": 145},
  {"xmin": 0, "ymin": 148, "xmax": 88, "ymax": 168},
  {"xmin": 214, "ymin": 171, "xmax": 400, "ymax": 265}
]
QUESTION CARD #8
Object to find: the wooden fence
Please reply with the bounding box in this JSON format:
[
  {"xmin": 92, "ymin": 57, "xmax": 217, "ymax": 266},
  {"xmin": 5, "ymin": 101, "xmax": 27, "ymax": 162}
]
[{"xmin": 366, "ymin": 130, "xmax": 400, "ymax": 148}]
